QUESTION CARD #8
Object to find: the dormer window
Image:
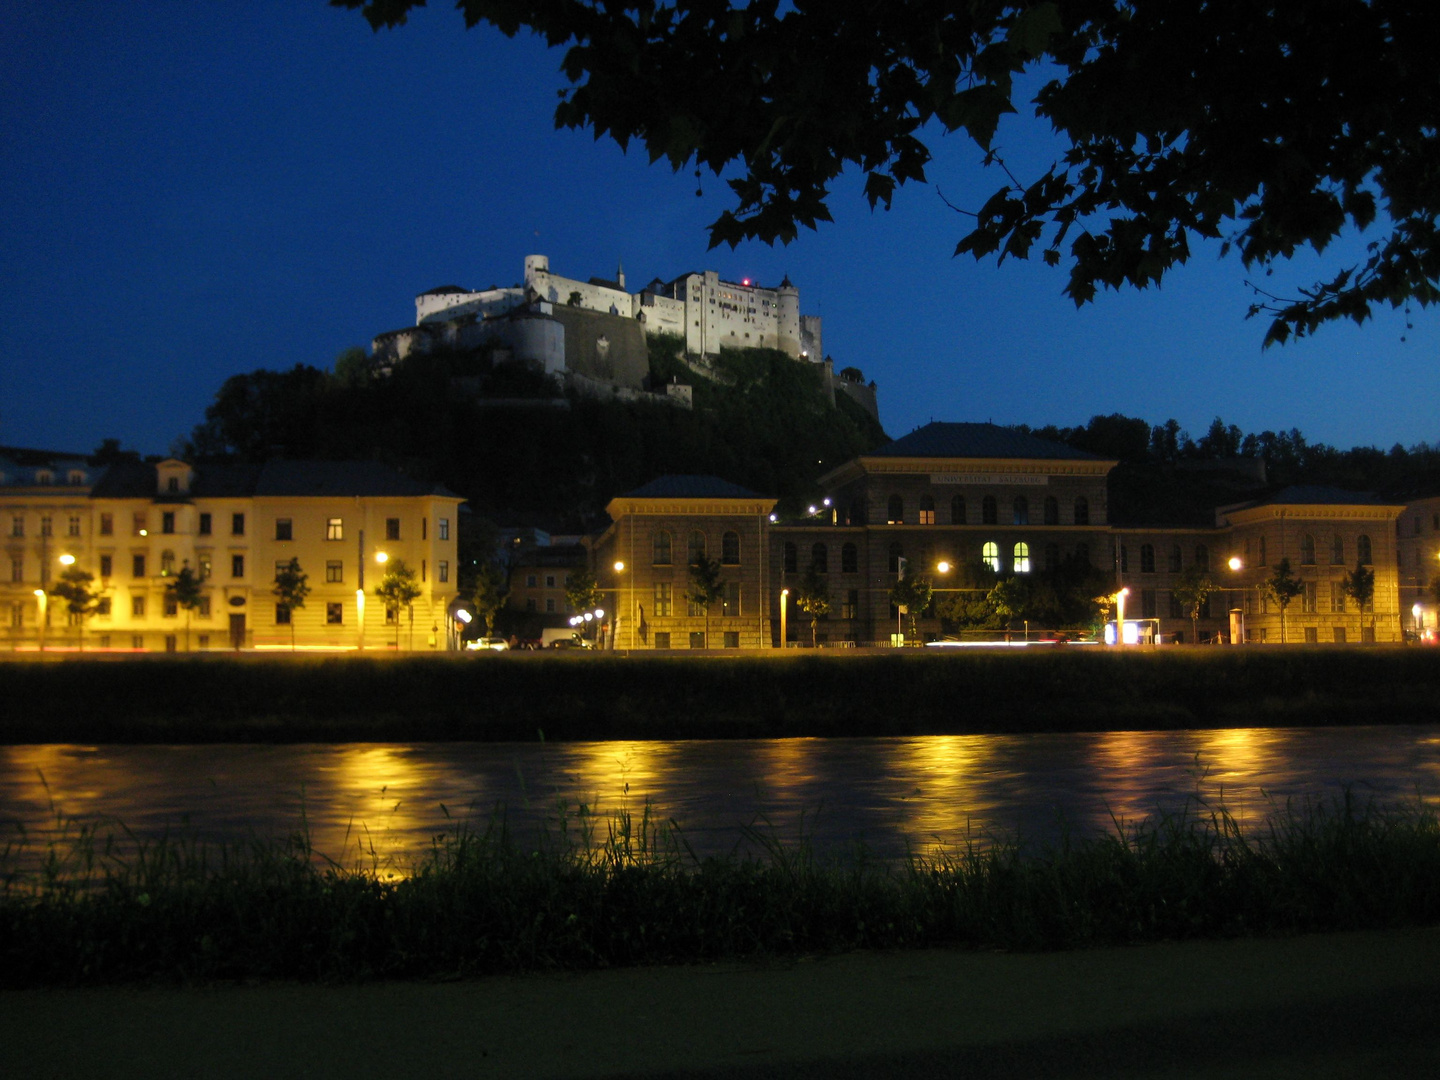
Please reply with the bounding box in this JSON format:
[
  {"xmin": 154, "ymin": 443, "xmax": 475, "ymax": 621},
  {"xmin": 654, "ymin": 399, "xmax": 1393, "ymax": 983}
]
[
  {"xmin": 68, "ymin": 471, "xmax": 86, "ymax": 485},
  {"xmin": 35, "ymin": 470, "xmax": 53, "ymax": 485},
  {"xmin": 167, "ymin": 477, "xmax": 180, "ymax": 493}
]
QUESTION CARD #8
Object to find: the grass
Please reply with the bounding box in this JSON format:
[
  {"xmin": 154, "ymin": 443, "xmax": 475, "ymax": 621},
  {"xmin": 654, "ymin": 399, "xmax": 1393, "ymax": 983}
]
[
  {"xmin": 1, "ymin": 647, "xmax": 1439, "ymax": 742},
  {"xmin": 5, "ymin": 791, "xmax": 1440, "ymax": 986}
]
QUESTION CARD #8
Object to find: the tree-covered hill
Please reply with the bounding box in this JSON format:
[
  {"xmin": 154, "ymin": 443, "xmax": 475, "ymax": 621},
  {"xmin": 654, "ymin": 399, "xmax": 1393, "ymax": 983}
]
[{"xmin": 178, "ymin": 336, "xmax": 887, "ymax": 532}]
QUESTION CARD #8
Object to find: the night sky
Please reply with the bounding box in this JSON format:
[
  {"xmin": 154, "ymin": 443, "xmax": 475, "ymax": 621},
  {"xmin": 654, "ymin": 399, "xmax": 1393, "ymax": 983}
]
[{"xmin": 4, "ymin": 1, "xmax": 1436, "ymax": 458}]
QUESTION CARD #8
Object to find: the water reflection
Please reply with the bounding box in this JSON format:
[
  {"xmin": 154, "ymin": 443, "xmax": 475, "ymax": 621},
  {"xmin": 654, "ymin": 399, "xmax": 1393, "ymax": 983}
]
[{"xmin": 3, "ymin": 727, "xmax": 1439, "ymax": 875}]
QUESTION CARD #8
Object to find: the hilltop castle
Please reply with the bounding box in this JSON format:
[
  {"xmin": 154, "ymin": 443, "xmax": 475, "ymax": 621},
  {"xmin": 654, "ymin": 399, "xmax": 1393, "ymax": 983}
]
[{"xmin": 371, "ymin": 256, "xmax": 878, "ymax": 420}]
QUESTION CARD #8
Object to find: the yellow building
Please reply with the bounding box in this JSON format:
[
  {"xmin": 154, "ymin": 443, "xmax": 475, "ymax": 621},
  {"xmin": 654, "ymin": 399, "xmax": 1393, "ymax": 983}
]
[{"xmin": 2, "ymin": 453, "xmax": 461, "ymax": 652}]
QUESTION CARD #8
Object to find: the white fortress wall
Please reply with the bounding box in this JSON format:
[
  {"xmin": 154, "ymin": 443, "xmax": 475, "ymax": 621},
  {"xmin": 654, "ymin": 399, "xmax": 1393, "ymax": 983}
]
[
  {"xmin": 416, "ymin": 286, "xmax": 524, "ymax": 325},
  {"xmin": 636, "ymin": 291, "xmax": 686, "ymax": 338},
  {"xmin": 799, "ymin": 315, "xmax": 823, "ymax": 362},
  {"xmin": 524, "ymin": 255, "xmax": 631, "ymax": 317}
]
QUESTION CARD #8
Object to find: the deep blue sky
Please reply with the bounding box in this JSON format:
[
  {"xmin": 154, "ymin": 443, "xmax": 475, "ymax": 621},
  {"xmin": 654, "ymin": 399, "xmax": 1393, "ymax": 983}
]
[{"xmin": 3, "ymin": 1, "xmax": 1436, "ymax": 458}]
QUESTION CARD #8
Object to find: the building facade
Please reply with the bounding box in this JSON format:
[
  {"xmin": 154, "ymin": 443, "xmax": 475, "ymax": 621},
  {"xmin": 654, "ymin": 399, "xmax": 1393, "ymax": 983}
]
[{"xmin": 2, "ymin": 454, "xmax": 461, "ymax": 652}]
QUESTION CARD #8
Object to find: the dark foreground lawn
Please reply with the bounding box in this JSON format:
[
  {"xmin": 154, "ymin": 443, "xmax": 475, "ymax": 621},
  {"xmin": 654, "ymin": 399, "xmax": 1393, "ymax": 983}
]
[{"xmin": 1, "ymin": 647, "xmax": 1439, "ymax": 742}]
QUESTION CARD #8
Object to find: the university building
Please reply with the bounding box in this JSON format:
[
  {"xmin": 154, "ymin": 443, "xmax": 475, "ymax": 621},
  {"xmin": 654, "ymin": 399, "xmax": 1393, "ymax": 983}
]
[{"xmin": 2, "ymin": 452, "xmax": 461, "ymax": 652}]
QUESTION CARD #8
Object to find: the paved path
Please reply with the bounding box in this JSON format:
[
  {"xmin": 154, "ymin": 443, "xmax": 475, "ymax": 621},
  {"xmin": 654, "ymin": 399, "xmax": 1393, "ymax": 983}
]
[{"xmin": 7, "ymin": 929, "xmax": 1440, "ymax": 1078}]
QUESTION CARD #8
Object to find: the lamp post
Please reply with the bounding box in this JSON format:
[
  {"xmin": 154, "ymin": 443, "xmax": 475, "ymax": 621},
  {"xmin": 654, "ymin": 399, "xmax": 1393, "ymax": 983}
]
[
  {"xmin": 34, "ymin": 589, "xmax": 47, "ymax": 652},
  {"xmin": 779, "ymin": 587, "xmax": 789, "ymax": 649},
  {"xmin": 1227, "ymin": 556, "xmax": 1247, "ymax": 645},
  {"xmin": 612, "ymin": 560, "xmax": 628, "ymax": 652},
  {"xmin": 1112, "ymin": 587, "xmax": 1130, "ymax": 646}
]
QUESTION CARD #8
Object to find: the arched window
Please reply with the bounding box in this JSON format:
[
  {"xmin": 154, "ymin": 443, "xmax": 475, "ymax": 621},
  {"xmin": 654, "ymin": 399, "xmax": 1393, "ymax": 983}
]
[
  {"xmin": 1358, "ymin": 534, "xmax": 1373, "ymax": 565},
  {"xmin": 688, "ymin": 531, "xmax": 706, "ymax": 564},
  {"xmin": 951, "ymin": 495, "xmax": 966, "ymax": 525},
  {"xmin": 1074, "ymin": 497, "xmax": 1089, "ymax": 525},
  {"xmin": 1013, "ymin": 542, "xmax": 1031, "ymax": 573},
  {"xmin": 783, "ymin": 542, "xmax": 797, "ymax": 574},
  {"xmin": 887, "ymin": 494, "xmax": 904, "ymax": 525},
  {"xmin": 653, "ymin": 530, "xmax": 672, "ymax": 565},
  {"xmin": 919, "ymin": 495, "xmax": 935, "ymax": 525},
  {"xmin": 888, "ymin": 542, "xmax": 904, "ymax": 573},
  {"xmin": 982, "ymin": 542, "xmax": 1000, "ymax": 572},
  {"xmin": 1044, "ymin": 496, "xmax": 1059, "ymax": 525},
  {"xmin": 1045, "ymin": 543, "xmax": 1060, "ymax": 571},
  {"xmin": 1195, "ymin": 544, "xmax": 1209, "ymax": 572},
  {"xmin": 811, "ymin": 542, "xmax": 828, "ymax": 574},
  {"xmin": 721, "ymin": 531, "xmax": 740, "ymax": 565},
  {"xmin": 1331, "ymin": 534, "xmax": 1344, "ymax": 565},
  {"xmin": 1169, "ymin": 544, "xmax": 1182, "ymax": 573},
  {"xmin": 841, "ymin": 542, "xmax": 858, "ymax": 574},
  {"xmin": 1140, "ymin": 544, "xmax": 1155, "ymax": 573},
  {"xmin": 982, "ymin": 496, "xmax": 998, "ymax": 525},
  {"xmin": 1013, "ymin": 497, "xmax": 1029, "ymax": 525},
  {"xmin": 1300, "ymin": 534, "xmax": 1315, "ymax": 565}
]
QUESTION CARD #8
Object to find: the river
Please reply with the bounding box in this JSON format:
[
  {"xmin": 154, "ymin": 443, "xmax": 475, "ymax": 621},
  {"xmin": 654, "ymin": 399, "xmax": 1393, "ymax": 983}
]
[{"xmin": 4, "ymin": 726, "xmax": 1439, "ymax": 872}]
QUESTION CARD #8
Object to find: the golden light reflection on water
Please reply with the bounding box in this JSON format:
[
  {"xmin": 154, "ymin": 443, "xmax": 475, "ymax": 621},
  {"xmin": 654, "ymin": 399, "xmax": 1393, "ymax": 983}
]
[{"xmin": 889, "ymin": 736, "xmax": 994, "ymax": 850}]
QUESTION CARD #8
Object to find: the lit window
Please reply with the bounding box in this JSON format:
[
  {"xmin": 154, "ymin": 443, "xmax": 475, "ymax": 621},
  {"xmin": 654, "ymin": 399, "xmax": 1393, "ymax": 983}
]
[
  {"xmin": 327, "ymin": 518, "xmax": 343, "ymax": 540},
  {"xmin": 887, "ymin": 495, "xmax": 904, "ymax": 525},
  {"xmin": 982, "ymin": 542, "xmax": 1000, "ymax": 572},
  {"xmin": 919, "ymin": 496, "xmax": 935, "ymax": 525},
  {"xmin": 1013, "ymin": 542, "xmax": 1031, "ymax": 573}
]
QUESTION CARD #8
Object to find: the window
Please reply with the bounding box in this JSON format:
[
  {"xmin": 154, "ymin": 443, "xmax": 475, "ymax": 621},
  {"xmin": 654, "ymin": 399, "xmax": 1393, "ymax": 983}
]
[
  {"xmin": 134, "ymin": 513, "xmax": 147, "ymax": 536},
  {"xmin": 545, "ymin": 598, "xmax": 556, "ymax": 613},
  {"xmin": 544, "ymin": 574, "xmax": 556, "ymax": 588},
  {"xmin": 1013, "ymin": 542, "xmax": 1031, "ymax": 573},
  {"xmin": 132, "ymin": 554, "xmax": 146, "ymax": 578},
  {"xmin": 1140, "ymin": 544, "xmax": 1155, "ymax": 573},
  {"xmin": 1303, "ymin": 582, "xmax": 1318, "ymax": 613},
  {"xmin": 841, "ymin": 542, "xmax": 858, "ymax": 574},
  {"xmin": 276, "ymin": 519, "xmax": 292, "ymax": 541},
  {"xmin": 723, "ymin": 631, "xmax": 740, "ymax": 648},
  {"xmin": 164, "ymin": 595, "xmax": 178, "ymax": 617},
  {"xmin": 100, "ymin": 513, "xmax": 113, "ymax": 536},
  {"xmin": 132, "ymin": 596, "xmax": 146, "ymax": 618},
  {"xmin": 198, "ymin": 557, "xmax": 211, "ymax": 580},
  {"xmin": 100, "ymin": 555, "xmax": 112, "ymax": 578},
  {"xmin": 654, "ymin": 582, "xmax": 672, "ymax": 617},
  {"xmin": 982, "ymin": 496, "xmax": 998, "ymax": 525},
  {"xmin": 40, "ymin": 516, "xmax": 51, "ymax": 537},
  {"xmin": 654, "ymin": 632, "xmax": 671, "ymax": 649},
  {"xmin": 1141, "ymin": 589, "xmax": 1157, "ymax": 619},
  {"xmin": 1045, "ymin": 543, "xmax": 1060, "ymax": 571},
  {"xmin": 160, "ymin": 551, "xmax": 175, "ymax": 576},
  {"xmin": 274, "ymin": 561, "xmax": 291, "ymax": 581},
  {"xmin": 327, "ymin": 602, "xmax": 343, "ymax": 625},
  {"xmin": 887, "ymin": 495, "xmax": 904, "ymax": 524},
  {"xmin": 951, "ymin": 495, "xmax": 966, "ymax": 525},
  {"xmin": 1169, "ymin": 591, "xmax": 1186, "ymax": 619},
  {"xmin": 721, "ymin": 582, "xmax": 741, "ymax": 617},
  {"xmin": 722, "ymin": 531, "xmax": 740, "ymax": 565},
  {"xmin": 198, "ymin": 597, "xmax": 210, "ymax": 618},
  {"xmin": 231, "ymin": 554, "xmax": 245, "ymax": 578},
  {"xmin": 70, "ymin": 471, "xmax": 86, "ymax": 486},
  {"xmin": 197, "ymin": 634, "xmax": 209, "ymax": 649},
  {"xmin": 1168, "ymin": 544, "xmax": 1182, "ymax": 573},
  {"xmin": 1358, "ymin": 534, "xmax": 1373, "ymax": 565},
  {"xmin": 10, "ymin": 557, "xmax": 22, "ymax": 583},
  {"xmin": 1300, "ymin": 534, "xmax": 1315, "ymax": 565},
  {"xmin": 385, "ymin": 603, "xmax": 399, "ymax": 624},
  {"xmin": 1333, "ymin": 627, "xmax": 1347, "ymax": 644},
  {"xmin": 166, "ymin": 477, "xmax": 180, "ymax": 493},
  {"xmin": 653, "ymin": 531, "xmax": 672, "ymax": 565},
  {"xmin": 1331, "ymin": 534, "xmax": 1344, "ymax": 564},
  {"xmin": 68, "ymin": 516, "xmax": 80, "ymax": 538},
  {"xmin": 888, "ymin": 541, "xmax": 904, "ymax": 573},
  {"xmin": 1074, "ymin": 497, "xmax": 1089, "ymax": 526},
  {"xmin": 1331, "ymin": 582, "xmax": 1347, "ymax": 613},
  {"xmin": 422, "ymin": 518, "xmax": 427, "ymax": 541},
  {"xmin": 232, "ymin": 513, "xmax": 245, "ymax": 536},
  {"xmin": 842, "ymin": 588, "xmax": 858, "ymax": 620},
  {"xmin": 919, "ymin": 496, "xmax": 935, "ymax": 525},
  {"xmin": 98, "ymin": 598, "xmax": 112, "ymax": 617},
  {"xmin": 438, "ymin": 518, "xmax": 449, "ymax": 540},
  {"xmin": 686, "ymin": 531, "xmax": 707, "ymax": 565},
  {"xmin": 132, "ymin": 634, "xmax": 144, "ymax": 650},
  {"xmin": 10, "ymin": 603, "xmax": 23, "ymax": 628},
  {"xmin": 1304, "ymin": 626, "xmax": 1319, "ymax": 644},
  {"xmin": 982, "ymin": 542, "xmax": 1000, "ymax": 572},
  {"xmin": 1013, "ymin": 497, "xmax": 1029, "ymax": 525},
  {"xmin": 161, "ymin": 512, "xmax": 175, "ymax": 535},
  {"xmin": 1195, "ymin": 545, "xmax": 1209, "ymax": 572},
  {"xmin": 10, "ymin": 516, "xmax": 22, "ymax": 538},
  {"xmin": 811, "ymin": 542, "xmax": 828, "ymax": 573},
  {"xmin": 689, "ymin": 632, "xmax": 706, "ymax": 649},
  {"xmin": 438, "ymin": 560, "xmax": 449, "ymax": 583},
  {"xmin": 326, "ymin": 561, "xmax": 343, "ymax": 583},
  {"xmin": 386, "ymin": 518, "xmax": 400, "ymax": 541},
  {"xmin": 1044, "ymin": 497, "xmax": 1059, "ymax": 526},
  {"xmin": 327, "ymin": 518, "xmax": 343, "ymax": 541},
  {"xmin": 36, "ymin": 470, "xmax": 52, "ymax": 485},
  {"xmin": 198, "ymin": 513, "xmax": 211, "ymax": 536}
]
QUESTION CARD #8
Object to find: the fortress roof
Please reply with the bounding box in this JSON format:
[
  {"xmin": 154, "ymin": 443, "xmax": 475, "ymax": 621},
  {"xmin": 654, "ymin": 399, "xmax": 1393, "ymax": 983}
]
[
  {"xmin": 417, "ymin": 285, "xmax": 469, "ymax": 297},
  {"xmin": 870, "ymin": 422, "xmax": 1102, "ymax": 461}
]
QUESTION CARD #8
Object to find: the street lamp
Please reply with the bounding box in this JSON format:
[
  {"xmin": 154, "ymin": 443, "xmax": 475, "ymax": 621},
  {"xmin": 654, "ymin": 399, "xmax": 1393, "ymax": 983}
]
[
  {"xmin": 59, "ymin": 554, "xmax": 75, "ymax": 567},
  {"xmin": 1110, "ymin": 587, "xmax": 1130, "ymax": 646},
  {"xmin": 375, "ymin": 551, "xmax": 389, "ymax": 565},
  {"xmin": 1227, "ymin": 557, "xmax": 1247, "ymax": 644},
  {"xmin": 612, "ymin": 561, "xmax": 628, "ymax": 650},
  {"xmin": 779, "ymin": 587, "xmax": 789, "ymax": 649},
  {"xmin": 34, "ymin": 589, "xmax": 48, "ymax": 652}
]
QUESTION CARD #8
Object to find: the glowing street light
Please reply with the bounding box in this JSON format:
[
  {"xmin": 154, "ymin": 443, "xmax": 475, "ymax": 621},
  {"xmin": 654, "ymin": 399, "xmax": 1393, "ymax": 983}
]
[
  {"xmin": 1228, "ymin": 556, "xmax": 1243, "ymax": 571},
  {"xmin": 936, "ymin": 561, "xmax": 951, "ymax": 575},
  {"xmin": 58, "ymin": 554, "xmax": 75, "ymax": 566},
  {"xmin": 374, "ymin": 551, "xmax": 389, "ymax": 565}
]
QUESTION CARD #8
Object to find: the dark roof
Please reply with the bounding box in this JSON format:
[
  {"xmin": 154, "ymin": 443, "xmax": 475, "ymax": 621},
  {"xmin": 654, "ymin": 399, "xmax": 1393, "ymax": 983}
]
[
  {"xmin": 869, "ymin": 422, "xmax": 1102, "ymax": 461},
  {"xmin": 417, "ymin": 285, "xmax": 469, "ymax": 296},
  {"xmin": 621, "ymin": 475, "xmax": 765, "ymax": 499},
  {"xmin": 91, "ymin": 460, "xmax": 458, "ymax": 500},
  {"xmin": 588, "ymin": 276, "xmax": 624, "ymax": 291},
  {"xmin": 1266, "ymin": 485, "xmax": 1388, "ymax": 506},
  {"xmin": 0, "ymin": 445, "xmax": 90, "ymax": 466}
]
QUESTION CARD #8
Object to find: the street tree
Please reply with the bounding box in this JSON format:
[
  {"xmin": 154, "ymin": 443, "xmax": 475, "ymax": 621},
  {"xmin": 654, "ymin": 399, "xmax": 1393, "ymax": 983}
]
[
  {"xmin": 472, "ymin": 562, "xmax": 510, "ymax": 635},
  {"xmin": 566, "ymin": 567, "xmax": 605, "ymax": 642},
  {"xmin": 1171, "ymin": 564, "xmax": 1219, "ymax": 644},
  {"xmin": 1343, "ymin": 559, "xmax": 1377, "ymax": 641},
  {"xmin": 686, "ymin": 555, "xmax": 726, "ymax": 649},
  {"xmin": 165, "ymin": 565, "xmax": 206, "ymax": 652},
  {"xmin": 271, "ymin": 558, "xmax": 310, "ymax": 652},
  {"xmin": 1260, "ymin": 558, "xmax": 1304, "ymax": 643},
  {"xmin": 988, "ymin": 576, "xmax": 1031, "ymax": 633},
  {"xmin": 341, "ymin": 1, "xmax": 1440, "ymax": 344},
  {"xmin": 792, "ymin": 559, "xmax": 831, "ymax": 647},
  {"xmin": 48, "ymin": 566, "xmax": 103, "ymax": 651},
  {"xmin": 889, "ymin": 569, "xmax": 933, "ymax": 643},
  {"xmin": 375, "ymin": 559, "xmax": 422, "ymax": 650}
]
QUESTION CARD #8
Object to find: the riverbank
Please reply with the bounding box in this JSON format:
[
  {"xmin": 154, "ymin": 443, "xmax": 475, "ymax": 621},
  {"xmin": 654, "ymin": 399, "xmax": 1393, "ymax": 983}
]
[
  {"xmin": 8, "ymin": 927, "xmax": 1440, "ymax": 1078},
  {"xmin": 1, "ymin": 648, "xmax": 1438, "ymax": 743}
]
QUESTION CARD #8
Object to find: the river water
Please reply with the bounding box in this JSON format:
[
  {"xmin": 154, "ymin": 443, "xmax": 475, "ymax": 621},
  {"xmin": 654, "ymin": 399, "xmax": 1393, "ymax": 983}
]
[{"xmin": 4, "ymin": 727, "xmax": 1440, "ymax": 872}]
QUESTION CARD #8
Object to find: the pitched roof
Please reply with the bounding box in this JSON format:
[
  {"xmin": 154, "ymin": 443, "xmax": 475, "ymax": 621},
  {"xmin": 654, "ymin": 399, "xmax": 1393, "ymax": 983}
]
[
  {"xmin": 869, "ymin": 422, "xmax": 1102, "ymax": 461},
  {"xmin": 621, "ymin": 475, "xmax": 765, "ymax": 499},
  {"xmin": 417, "ymin": 285, "xmax": 469, "ymax": 296},
  {"xmin": 90, "ymin": 460, "xmax": 458, "ymax": 500}
]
